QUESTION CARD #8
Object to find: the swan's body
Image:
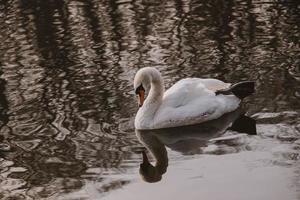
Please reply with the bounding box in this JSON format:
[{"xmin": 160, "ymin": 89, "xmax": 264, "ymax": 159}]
[{"xmin": 134, "ymin": 67, "xmax": 253, "ymax": 130}]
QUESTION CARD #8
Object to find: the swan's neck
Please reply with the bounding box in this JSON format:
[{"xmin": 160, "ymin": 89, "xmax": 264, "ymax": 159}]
[
  {"xmin": 135, "ymin": 73, "xmax": 164, "ymax": 129},
  {"xmin": 146, "ymin": 79, "xmax": 164, "ymax": 106}
]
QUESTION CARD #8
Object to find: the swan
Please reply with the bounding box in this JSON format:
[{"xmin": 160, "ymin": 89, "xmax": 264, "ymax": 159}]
[{"xmin": 134, "ymin": 67, "xmax": 254, "ymax": 130}]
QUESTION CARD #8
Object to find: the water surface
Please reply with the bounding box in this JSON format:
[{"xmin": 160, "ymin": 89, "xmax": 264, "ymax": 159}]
[{"xmin": 0, "ymin": 0, "xmax": 299, "ymax": 199}]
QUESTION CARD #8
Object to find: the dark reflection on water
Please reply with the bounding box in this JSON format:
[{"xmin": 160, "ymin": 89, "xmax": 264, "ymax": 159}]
[
  {"xmin": 136, "ymin": 108, "xmax": 256, "ymax": 183},
  {"xmin": 0, "ymin": 0, "xmax": 299, "ymax": 199}
]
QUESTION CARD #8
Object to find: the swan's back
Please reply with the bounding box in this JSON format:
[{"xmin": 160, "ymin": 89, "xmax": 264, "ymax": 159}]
[
  {"xmin": 162, "ymin": 78, "xmax": 231, "ymax": 107},
  {"xmin": 153, "ymin": 78, "xmax": 239, "ymax": 129}
]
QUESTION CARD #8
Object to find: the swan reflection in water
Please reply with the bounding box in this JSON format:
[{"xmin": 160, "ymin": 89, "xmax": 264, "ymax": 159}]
[{"xmin": 135, "ymin": 108, "xmax": 256, "ymax": 183}]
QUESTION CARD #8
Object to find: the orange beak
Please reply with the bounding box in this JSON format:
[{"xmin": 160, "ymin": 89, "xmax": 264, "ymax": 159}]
[{"xmin": 137, "ymin": 90, "xmax": 145, "ymax": 107}]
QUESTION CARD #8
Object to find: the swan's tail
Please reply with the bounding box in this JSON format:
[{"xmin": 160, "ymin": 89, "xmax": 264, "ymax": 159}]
[
  {"xmin": 216, "ymin": 81, "xmax": 255, "ymax": 99},
  {"xmin": 228, "ymin": 114, "xmax": 257, "ymax": 135}
]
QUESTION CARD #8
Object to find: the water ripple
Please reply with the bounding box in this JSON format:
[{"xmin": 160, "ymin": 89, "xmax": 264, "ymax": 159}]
[{"xmin": 0, "ymin": 0, "xmax": 299, "ymax": 199}]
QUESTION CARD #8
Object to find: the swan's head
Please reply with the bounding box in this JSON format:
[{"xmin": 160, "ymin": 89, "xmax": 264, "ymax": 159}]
[
  {"xmin": 134, "ymin": 67, "xmax": 162, "ymax": 107},
  {"xmin": 139, "ymin": 151, "xmax": 163, "ymax": 183}
]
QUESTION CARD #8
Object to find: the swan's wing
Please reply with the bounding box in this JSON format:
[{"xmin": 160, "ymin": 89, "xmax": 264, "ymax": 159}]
[
  {"xmin": 163, "ymin": 78, "xmax": 230, "ymax": 107},
  {"xmin": 196, "ymin": 78, "xmax": 231, "ymax": 91},
  {"xmin": 153, "ymin": 78, "xmax": 239, "ymax": 129},
  {"xmin": 162, "ymin": 78, "xmax": 201, "ymax": 108}
]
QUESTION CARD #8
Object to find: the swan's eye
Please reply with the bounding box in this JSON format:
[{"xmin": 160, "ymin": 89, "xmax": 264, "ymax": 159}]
[{"xmin": 135, "ymin": 84, "xmax": 145, "ymax": 94}]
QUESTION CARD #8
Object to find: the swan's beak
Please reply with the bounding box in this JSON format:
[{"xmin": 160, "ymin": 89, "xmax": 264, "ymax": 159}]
[{"xmin": 137, "ymin": 90, "xmax": 145, "ymax": 107}]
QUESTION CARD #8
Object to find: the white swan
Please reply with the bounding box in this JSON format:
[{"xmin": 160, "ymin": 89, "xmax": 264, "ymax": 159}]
[{"xmin": 134, "ymin": 67, "xmax": 254, "ymax": 130}]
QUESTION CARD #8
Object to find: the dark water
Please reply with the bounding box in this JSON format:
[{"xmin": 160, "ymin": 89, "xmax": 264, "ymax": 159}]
[{"xmin": 0, "ymin": 0, "xmax": 299, "ymax": 199}]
